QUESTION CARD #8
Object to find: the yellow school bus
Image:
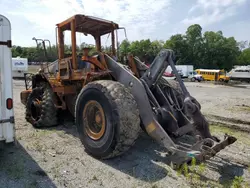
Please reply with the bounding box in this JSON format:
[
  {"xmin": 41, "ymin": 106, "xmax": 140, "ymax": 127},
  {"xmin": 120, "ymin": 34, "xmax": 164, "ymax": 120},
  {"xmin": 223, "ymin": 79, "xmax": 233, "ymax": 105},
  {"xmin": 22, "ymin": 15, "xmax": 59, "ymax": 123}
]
[{"xmin": 195, "ymin": 69, "xmax": 230, "ymax": 82}]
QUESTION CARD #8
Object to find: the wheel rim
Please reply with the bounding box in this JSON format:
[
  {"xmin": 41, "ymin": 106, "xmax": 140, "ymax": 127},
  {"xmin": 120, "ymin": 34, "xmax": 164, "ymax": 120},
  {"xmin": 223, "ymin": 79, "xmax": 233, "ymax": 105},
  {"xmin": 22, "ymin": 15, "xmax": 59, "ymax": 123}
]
[
  {"xmin": 31, "ymin": 98, "xmax": 42, "ymax": 121},
  {"xmin": 83, "ymin": 100, "xmax": 106, "ymax": 140}
]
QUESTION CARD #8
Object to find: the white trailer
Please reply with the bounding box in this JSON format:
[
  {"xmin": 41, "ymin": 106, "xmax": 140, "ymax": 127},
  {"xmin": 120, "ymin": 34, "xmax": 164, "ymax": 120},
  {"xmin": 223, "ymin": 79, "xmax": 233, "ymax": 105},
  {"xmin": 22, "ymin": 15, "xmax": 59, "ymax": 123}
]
[
  {"xmin": 165, "ymin": 65, "xmax": 194, "ymax": 78},
  {"xmin": 0, "ymin": 14, "xmax": 15, "ymax": 143},
  {"xmin": 228, "ymin": 65, "xmax": 250, "ymax": 82},
  {"xmin": 12, "ymin": 57, "xmax": 28, "ymax": 78}
]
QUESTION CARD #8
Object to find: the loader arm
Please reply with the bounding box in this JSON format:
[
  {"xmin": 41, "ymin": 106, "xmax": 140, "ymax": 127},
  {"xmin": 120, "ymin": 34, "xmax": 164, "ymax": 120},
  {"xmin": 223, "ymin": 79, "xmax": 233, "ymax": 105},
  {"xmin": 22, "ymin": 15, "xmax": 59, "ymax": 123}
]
[
  {"xmin": 104, "ymin": 49, "xmax": 236, "ymax": 165},
  {"xmin": 104, "ymin": 54, "xmax": 177, "ymax": 151}
]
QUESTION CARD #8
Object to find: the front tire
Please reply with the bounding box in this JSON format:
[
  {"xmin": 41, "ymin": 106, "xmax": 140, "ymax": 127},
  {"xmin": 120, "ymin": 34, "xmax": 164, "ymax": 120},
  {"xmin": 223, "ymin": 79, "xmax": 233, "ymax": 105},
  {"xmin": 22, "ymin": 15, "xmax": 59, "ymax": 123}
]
[{"xmin": 75, "ymin": 80, "xmax": 140, "ymax": 159}]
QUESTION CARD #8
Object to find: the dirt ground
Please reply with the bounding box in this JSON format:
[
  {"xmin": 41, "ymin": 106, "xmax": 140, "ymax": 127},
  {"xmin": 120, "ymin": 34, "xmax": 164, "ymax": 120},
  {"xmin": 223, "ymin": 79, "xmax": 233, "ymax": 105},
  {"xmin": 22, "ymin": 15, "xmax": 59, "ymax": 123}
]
[{"xmin": 0, "ymin": 79, "xmax": 250, "ymax": 188}]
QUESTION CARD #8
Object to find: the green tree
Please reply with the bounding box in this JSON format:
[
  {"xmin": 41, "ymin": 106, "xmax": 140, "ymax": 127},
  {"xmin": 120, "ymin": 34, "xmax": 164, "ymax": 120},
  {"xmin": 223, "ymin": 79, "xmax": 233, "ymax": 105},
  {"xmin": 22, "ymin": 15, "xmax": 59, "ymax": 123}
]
[
  {"xmin": 164, "ymin": 34, "xmax": 189, "ymax": 65},
  {"xmin": 237, "ymin": 48, "xmax": 250, "ymax": 65},
  {"xmin": 10, "ymin": 23, "xmax": 245, "ymax": 71}
]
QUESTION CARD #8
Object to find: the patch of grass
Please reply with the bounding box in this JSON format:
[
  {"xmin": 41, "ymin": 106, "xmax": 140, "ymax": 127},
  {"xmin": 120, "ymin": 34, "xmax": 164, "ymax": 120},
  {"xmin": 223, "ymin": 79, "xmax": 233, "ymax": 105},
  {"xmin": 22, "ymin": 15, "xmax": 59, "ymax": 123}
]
[
  {"xmin": 210, "ymin": 124, "xmax": 250, "ymax": 144},
  {"xmin": 36, "ymin": 129, "xmax": 54, "ymax": 136},
  {"xmin": 227, "ymin": 106, "xmax": 250, "ymax": 113},
  {"xmin": 239, "ymin": 106, "xmax": 250, "ymax": 112},
  {"xmin": 177, "ymin": 158, "xmax": 222, "ymax": 188},
  {"xmin": 232, "ymin": 176, "xmax": 244, "ymax": 188},
  {"xmin": 176, "ymin": 125, "xmax": 249, "ymax": 187}
]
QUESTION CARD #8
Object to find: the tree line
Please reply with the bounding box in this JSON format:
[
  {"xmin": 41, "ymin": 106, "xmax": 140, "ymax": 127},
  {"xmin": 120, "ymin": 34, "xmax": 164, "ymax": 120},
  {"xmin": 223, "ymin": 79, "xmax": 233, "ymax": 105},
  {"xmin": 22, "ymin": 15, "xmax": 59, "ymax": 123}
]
[{"xmin": 12, "ymin": 24, "xmax": 250, "ymax": 70}]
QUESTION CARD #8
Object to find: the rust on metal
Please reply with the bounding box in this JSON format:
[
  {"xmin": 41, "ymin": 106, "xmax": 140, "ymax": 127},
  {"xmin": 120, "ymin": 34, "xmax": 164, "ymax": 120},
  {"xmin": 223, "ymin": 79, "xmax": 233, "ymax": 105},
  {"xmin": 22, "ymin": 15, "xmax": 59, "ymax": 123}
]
[
  {"xmin": 95, "ymin": 35, "xmax": 101, "ymax": 52},
  {"xmin": 97, "ymin": 52, "xmax": 108, "ymax": 69},
  {"xmin": 81, "ymin": 56, "xmax": 107, "ymax": 70},
  {"xmin": 127, "ymin": 55, "xmax": 139, "ymax": 78},
  {"xmin": 58, "ymin": 27, "xmax": 64, "ymax": 60},
  {"xmin": 71, "ymin": 18, "xmax": 77, "ymax": 70},
  {"xmin": 52, "ymin": 85, "xmax": 77, "ymax": 94},
  {"xmin": 83, "ymin": 100, "xmax": 106, "ymax": 140},
  {"xmin": 56, "ymin": 14, "xmax": 119, "ymax": 36},
  {"xmin": 20, "ymin": 89, "xmax": 32, "ymax": 105}
]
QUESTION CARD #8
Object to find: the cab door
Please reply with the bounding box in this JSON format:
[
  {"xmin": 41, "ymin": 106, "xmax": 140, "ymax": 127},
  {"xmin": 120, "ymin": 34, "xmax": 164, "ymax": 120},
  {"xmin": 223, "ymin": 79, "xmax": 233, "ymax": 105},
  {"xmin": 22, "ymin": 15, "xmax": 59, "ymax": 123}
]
[{"xmin": 0, "ymin": 14, "xmax": 15, "ymax": 143}]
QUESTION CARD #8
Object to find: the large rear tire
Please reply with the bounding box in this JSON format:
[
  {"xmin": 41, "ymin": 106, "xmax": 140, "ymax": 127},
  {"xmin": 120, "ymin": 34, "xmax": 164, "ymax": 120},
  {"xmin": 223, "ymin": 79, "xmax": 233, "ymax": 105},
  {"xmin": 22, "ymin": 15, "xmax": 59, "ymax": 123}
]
[
  {"xmin": 160, "ymin": 78, "xmax": 201, "ymax": 110},
  {"xmin": 25, "ymin": 85, "xmax": 58, "ymax": 128},
  {"xmin": 75, "ymin": 80, "xmax": 140, "ymax": 159}
]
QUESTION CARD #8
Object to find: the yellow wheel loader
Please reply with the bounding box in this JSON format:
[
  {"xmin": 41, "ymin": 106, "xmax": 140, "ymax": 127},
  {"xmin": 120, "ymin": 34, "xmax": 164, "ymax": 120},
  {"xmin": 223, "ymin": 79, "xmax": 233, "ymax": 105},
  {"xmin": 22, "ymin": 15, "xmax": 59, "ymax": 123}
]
[{"xmin": 20, "ymin": 14, "xmax": 236, "ymax": 165}]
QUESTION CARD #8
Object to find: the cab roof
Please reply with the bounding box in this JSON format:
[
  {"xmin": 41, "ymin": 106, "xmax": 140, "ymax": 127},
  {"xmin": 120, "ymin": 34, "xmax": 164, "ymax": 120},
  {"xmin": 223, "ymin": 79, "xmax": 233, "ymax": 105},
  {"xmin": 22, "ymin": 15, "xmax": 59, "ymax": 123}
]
[{"xmin": 56, "ymin": 14, "xmax": 119, "ymax": 36}]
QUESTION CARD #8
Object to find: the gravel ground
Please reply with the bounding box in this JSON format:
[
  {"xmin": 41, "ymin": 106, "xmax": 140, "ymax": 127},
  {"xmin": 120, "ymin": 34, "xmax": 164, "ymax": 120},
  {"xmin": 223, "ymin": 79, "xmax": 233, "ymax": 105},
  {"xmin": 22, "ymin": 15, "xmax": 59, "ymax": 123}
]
[
  {"xmin": 186, "ymin": 81, "xmax": 250, "ymax": 131},
  {"xmin": 0, "ymin": 79, "xmax": 249, "ymax": 188}
]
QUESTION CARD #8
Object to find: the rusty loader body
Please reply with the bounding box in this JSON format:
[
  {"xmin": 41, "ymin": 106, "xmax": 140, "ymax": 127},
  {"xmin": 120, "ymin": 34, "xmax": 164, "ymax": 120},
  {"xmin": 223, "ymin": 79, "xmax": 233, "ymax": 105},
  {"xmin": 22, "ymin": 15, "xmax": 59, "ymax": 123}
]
[{"xmin": 20, "ymin": 14, "xmax": 236, "ymax": 165}]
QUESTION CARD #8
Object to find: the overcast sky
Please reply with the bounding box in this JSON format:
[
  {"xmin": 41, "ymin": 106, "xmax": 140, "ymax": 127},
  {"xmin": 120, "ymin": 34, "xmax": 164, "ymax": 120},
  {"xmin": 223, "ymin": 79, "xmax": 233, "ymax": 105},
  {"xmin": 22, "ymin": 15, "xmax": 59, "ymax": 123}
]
[{"xmin": 1, "ymin": 0, "xmax": 249, "ymax": 47}]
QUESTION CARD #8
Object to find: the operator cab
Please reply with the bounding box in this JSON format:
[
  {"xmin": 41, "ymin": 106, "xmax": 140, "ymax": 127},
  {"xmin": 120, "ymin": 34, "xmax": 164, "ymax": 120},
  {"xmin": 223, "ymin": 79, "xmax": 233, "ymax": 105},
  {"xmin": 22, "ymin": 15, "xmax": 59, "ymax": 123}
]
[{"xmin": 55, "ymin": 14, "xmax": 124, "ymax": 81}]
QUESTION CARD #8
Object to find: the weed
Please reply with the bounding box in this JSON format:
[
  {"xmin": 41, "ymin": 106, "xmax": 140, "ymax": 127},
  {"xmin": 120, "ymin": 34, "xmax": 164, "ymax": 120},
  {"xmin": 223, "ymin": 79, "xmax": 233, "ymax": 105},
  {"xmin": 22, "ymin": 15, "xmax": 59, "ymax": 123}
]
[
  {"xmin": 177, "ymin": 157, "xmax": 210, "ymax": 187},
  {"xmin": 92, "ymin": 175, "xmax": 98, "ymax": 181},
  {"xmin": 88, "ymin": 175, "xmax": 98, "ymax": 183},
  {"xmin": 177, "ymin": 162, "xmax": 190, "ymax": 178},
  {"xmin": 197, "ymin": 163, "xmax": 206, "ymax": 174},
  {"xmin": 232, "ymin": 176, "xmax": 244, "ymax": 188},
  {"xmin": 190, "ymin": 157, "xmax": 196, "ymax": 172},
  {"xmin": 175, "ymin": 124, "xmax": 249, "ymax": 187},
  {"xmin": 189, "ymin": 158, "xmax": 206, "ymax": 187}
]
